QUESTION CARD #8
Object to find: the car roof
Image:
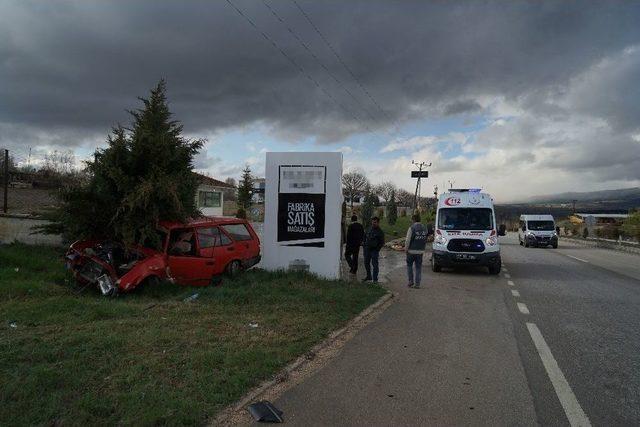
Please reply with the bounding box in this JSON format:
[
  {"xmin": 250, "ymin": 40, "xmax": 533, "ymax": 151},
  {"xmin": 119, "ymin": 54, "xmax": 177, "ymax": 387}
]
[{"xmin": 158, "ymin": 216, "xmax": 247, "ymax": 230}]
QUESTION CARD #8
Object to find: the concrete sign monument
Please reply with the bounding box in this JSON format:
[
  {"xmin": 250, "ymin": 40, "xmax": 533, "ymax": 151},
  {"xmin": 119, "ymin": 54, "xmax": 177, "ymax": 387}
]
[{"xmin": 263, "ymin": 152, "xmax": 343, "ymax": 279}]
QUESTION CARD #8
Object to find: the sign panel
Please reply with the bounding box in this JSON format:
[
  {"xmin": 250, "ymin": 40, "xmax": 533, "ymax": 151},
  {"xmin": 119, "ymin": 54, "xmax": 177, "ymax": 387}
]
[
  {"xmin": 263, "ymin": 152, "xmax": 343, "ymax": 279},
  {"xmin": 411, "ymin": 170, "xmax": 429, "ymax": 178}
]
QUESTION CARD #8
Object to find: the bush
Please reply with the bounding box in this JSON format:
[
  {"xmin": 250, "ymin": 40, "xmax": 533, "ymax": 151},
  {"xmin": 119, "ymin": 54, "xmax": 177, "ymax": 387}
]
[
  {"xmin": 582, "ymin": 227, "xmax": 589, "ymax": 239},
  {"xmin": 376, "ymin": 207, "xmax": 385, "ymax": 219},
  {"xmin": 399, "ymin": 208, "xmax": 407, "ymax": 217},
  {"xmin": 236, "ymin": 207, "xmax": 247, "ymax": 219}
]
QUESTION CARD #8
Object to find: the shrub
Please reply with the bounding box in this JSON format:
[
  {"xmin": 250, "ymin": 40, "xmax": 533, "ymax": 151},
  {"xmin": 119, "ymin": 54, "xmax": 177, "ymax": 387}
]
[
  {"xmin": 399, "ymin": 208, "xmax": 407, "ymax": 217},
  {"xmin": 236, "ymin": 207, "xmax": 247, "ymax": 219}
]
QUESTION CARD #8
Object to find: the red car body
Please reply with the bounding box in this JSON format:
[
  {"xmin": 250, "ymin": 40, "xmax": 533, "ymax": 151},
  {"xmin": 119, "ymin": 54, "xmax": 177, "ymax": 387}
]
[{"xmin": 65, "ymin": 217, "xmax": 261, "ymax": 295}]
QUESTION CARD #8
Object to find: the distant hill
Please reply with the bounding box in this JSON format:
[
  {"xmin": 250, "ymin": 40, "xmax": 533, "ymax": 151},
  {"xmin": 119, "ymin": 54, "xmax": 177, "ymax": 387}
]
[{"xmin": 529, "ymin": 187, "xmax": 640, "ymax": 203}]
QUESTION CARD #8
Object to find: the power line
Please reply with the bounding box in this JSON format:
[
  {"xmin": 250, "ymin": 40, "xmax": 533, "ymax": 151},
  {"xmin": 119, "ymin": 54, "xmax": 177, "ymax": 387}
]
[
  {"xmin": 225, "ymin": 0, "xmax": 378, "ymax": 136},
  {"xmin": 260, "ymin": 0, "xmax": 380, "ymax": 127},
  {"xmin": 291, "ymin": 0, "xmax": 407, "ymax": 138}
]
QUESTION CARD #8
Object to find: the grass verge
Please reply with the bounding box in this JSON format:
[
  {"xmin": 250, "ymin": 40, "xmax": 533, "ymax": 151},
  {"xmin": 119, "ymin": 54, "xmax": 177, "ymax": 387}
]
[
  {"xmin": 0, "ymin": 243, "xmax": 386, "ymax": 426},
  {"xmin": 379, "ymin": 215, "xmax": 412, "ymax": 242}
]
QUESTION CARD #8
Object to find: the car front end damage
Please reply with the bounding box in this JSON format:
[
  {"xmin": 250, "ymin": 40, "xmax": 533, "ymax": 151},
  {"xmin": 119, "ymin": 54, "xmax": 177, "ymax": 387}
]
[{"xmin": 66, "ymin": 240, "xmax": 165, "ymax": 296}]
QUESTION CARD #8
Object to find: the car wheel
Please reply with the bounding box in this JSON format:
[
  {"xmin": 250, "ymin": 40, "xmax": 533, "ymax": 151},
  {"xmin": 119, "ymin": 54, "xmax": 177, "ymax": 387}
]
[
  {"xmin": 226, "ymin": 260, "xmax": 242, "ymax": 278},
  {"xmin": 524, "ymin": 239, "xmax": 530, "ymax": 248},
  {"xmin": 552, "ymin": 243, "xmax": 558, "ymax": 249},
  {"xmin": 488, "ymin": 264, "xmax": 501, "ymax": 275},
  {"xmin": 431, "ymin": 257, "xmax": 441, "ymax": 272}
]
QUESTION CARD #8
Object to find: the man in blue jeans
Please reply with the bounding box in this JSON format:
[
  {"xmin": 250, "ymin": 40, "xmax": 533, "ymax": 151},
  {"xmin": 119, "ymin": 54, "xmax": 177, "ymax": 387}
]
[
  {"xmin": 363, "ymin": 217, "xmax": 385, "ymax": 283},
  {"xmin": 405, "ymin": 213, "xmax": 428, "ymax": 288}
]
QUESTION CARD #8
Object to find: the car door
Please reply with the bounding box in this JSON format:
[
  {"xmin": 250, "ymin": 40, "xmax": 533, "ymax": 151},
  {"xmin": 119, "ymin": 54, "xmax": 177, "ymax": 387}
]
[
  {"xmin": 221, "ymin": 223, "xmax": 257, "ymax": 260},
  {"xmin": 166, "ymin": 227, "xmax": 216, "ymax": 286},
  {"xmin": 196, "ymin": 226, "xmax": 235, "ymax": 275}
]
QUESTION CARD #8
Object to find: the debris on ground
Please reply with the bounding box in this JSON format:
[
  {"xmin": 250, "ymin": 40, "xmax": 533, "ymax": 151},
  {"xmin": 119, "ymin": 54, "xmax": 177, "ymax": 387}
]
[
  {"xmin": 248, "ymin": 322, "xmax": 259, "ymax": 328},
  {"xmin": 247, "ymin": 400, "xmax": 283, "ymax": 423},
  {"xmin": 183, "ymin": 293, "xmax": 199, "ymax": 302},
  {"xmin": 14, "ymin": 267, "xmax": 19, "ymax": 272},
  {"xmin": 9, "ymin": 321, "xmax": 17, "ymax": 329}
]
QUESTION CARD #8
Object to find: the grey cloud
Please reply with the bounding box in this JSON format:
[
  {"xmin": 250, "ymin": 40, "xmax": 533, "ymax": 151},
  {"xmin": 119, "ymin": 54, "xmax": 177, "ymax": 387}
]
[
  {"xmin": 443, "ymin": 100, "xmax": 482, "ymax": 116},
  {"xmin": 1, "ymin": 0, "xmax": 640, "ymax": 147}
]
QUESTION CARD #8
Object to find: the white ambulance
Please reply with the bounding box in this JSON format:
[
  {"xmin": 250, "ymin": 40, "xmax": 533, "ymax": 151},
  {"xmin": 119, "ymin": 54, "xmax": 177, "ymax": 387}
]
[{"xmin": 432, "ymin": 189, "xmax": 505, "ymax": 274}]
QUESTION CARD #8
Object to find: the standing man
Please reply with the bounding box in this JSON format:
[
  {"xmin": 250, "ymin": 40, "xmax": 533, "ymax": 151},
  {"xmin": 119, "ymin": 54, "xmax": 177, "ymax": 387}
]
[
  {"xmin": 363, "ymin": 217, "xmax": 385, "ymax": 283},
  {"xmin": 405, "ymin": 213, "xmax": 428, "ymax": 288},
  {"xmin": 345, "ymin": 215, "xmax": 365, "ymax": 275}
]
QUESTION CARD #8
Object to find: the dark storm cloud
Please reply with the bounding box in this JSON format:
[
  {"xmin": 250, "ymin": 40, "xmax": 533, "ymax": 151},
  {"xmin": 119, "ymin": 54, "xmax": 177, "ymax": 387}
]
[{"xmin": 1, "ymin": 0, "xmax": 639, "ymax": 150}]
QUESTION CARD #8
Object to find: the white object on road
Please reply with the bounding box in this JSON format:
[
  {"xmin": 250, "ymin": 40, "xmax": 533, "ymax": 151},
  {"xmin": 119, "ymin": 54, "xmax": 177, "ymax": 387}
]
[
  {"xmin": 507, "ymin": 280, "xmax": 515, "ymax": 286},
  {"xmin": 526, "ymin": 323, "xmax": 591, "ymax": 427},
  {"xmin": 566, "ymin": 254, "xmax": 589, "ymax": 263},
  {"xmin": 504, "ymin": 273, "xmax": 511, "ymax": 279},
  {"xmin": 517, "ymin": 302, "xmax": 530, "ymax": 314},
  {"xmin": 511, "ymin": 290, "xmax": 520, "ymax": 297}
]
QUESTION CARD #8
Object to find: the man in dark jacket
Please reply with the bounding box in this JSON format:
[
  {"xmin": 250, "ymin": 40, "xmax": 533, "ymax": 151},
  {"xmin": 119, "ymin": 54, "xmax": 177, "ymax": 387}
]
[
  {"xmin": 345, "ymin": 215, "xmax": 365, "ymax": 274},
  {"xmin": 363, "ymin": 217, "xmax": 385, "ymax": 283}
]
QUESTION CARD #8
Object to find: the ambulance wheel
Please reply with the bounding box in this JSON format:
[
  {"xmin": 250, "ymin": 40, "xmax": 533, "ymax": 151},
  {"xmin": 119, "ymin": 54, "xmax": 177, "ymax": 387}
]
[
  {"xmin": 226, "ymin": 260, "xmax": 242, "ymax": 278},
  {"xmin": 524, "ymin": 240, "xmax": 530, "ymax": 248},
  {"xmin": 431, "ymin": 257, "xmax": 441, "ymax": 272},
  {"xmin": 552, "ymin": 242, "xmax": 558, "ymax": 249}
]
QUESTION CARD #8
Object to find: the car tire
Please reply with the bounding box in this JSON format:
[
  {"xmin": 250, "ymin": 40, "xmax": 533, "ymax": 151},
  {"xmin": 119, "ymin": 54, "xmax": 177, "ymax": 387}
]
[
  {"xmin": 431, "ymin": 257, "xmax": 441, "ymax": 272},
  {"xmin": 226, "ymin": 260, "xmax": 242, "ymax": 278},
  {"xmin": 552, "ymin": 243, "xmax": 558, "ymax": 249},
  {"xmin": 488, "ymin": 264, "xmax": 501, "ymax": 275},
  {"xmin": 524, "ymin": 239, "xmax": 530, "ymax": 248}
]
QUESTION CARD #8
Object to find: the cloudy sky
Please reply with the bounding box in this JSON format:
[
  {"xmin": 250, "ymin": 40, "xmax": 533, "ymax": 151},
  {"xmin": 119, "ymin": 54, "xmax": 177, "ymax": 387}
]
[{"xmin": 1, "ymin": 0, "xmax": 639, "ymax": 202}]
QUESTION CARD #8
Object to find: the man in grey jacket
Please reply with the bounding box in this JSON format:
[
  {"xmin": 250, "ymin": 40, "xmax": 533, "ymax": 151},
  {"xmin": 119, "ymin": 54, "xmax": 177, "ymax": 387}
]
[{"xmin": 405, "ymin": 213, "xmax": 428, "ymax": 288}]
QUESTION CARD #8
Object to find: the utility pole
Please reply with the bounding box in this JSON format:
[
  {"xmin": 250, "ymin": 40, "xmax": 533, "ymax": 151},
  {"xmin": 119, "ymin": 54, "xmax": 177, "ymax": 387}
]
[
  {"xmin": 3, "ymin": 149, "xmax": 8, "ymax": 214},
  {"xmin": 411, "ymin": 160, "xmax": 431, "ymax": 211}
]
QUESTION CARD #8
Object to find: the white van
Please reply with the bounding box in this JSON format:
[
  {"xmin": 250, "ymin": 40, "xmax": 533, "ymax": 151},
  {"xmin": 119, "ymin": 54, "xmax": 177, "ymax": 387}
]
[
  {"xmin": 518, "ymin": 214, "xmax": 558, "ymax": 248},
  {"xmin": 432, "ymin": 189, "xmax": 505, "ymax": 274}
]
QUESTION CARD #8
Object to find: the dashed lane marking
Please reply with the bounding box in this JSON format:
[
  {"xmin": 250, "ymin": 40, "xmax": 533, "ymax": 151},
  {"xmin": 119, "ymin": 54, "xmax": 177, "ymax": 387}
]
[
  {"xmin": 526, "ymin": 323, "xmax": 592, "ymax": 427},
  {"xmin": 511, "ymin": 290, "xmax": 520, "ymax": 297},
  {"xmin": 508, "ymin": 280, "xmax": 515, "ymax": 286},
  {"xmin": 504, "ymin": 273, "xmax": 511, "ymax": 279},
  {"xmin": 517, "ymin": 302, "xmax": 530, "ymax": 315},
  {"xmin": 566, "ymin": 254, "xmax": 589, "ymax": 263}
]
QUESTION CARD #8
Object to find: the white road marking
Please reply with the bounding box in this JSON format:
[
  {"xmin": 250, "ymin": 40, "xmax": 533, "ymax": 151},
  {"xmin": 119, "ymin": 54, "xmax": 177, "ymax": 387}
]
[
  {"xmin": 566, "ymin": 254, "xmax": 589, "ymax": 263},
  {"xmin": 517, "ymin": 302, "xmax": 530, "ymax": 315},
  {"xmin": 504, "ymin": 273, "xmax": 511, "ymax": 279},
  {"xmin": 526, "ymin": 323, "xmax": 592, "ymax": 427},
  {"xmin": 511, "ymin": 290, "xmax": 520, "ymax": 297},
  {"xmin": 503, "ymin": 267, "xmax": 508, "ymax": 272},
  {"xmin": 508, "ymin": 280, "xmax": 515, "ymax": 287}
]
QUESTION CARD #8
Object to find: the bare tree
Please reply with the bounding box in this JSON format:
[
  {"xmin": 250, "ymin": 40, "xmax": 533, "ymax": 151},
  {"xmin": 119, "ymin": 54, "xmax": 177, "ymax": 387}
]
[
  {"xmin": 342, "ymin": 171, "xmax": 369, "ymax": 208},
  {"xmin": 396, "ymin": 188, "xmax": 414, "ymax": 207},
  {"xmin": 373, "ymin": 181, "xmax": 397, "ymax": 205},
  {"xmin": 42, "ymin": 150, "xmax": 75, "ymax": 175}
]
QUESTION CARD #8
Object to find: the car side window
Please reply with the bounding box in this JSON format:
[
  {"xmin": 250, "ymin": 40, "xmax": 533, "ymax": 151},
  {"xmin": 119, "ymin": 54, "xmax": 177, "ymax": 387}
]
[
  {"xmin": 197, "ymin": 227, "xmax": 233, "ymax": 248},
  {"xmin": 221, "ymin": 224, "xmax": 253, "ymax": 241},
  {"xmin": 169, "ymin": 228, "xmax": 197, "ymax": 256}
]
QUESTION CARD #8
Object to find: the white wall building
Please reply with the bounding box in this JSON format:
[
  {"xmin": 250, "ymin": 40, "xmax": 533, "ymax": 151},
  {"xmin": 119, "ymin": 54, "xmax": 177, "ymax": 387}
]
[{"xmin": 194, "ymin": 173, "xmax": 235, "ymax": 217}]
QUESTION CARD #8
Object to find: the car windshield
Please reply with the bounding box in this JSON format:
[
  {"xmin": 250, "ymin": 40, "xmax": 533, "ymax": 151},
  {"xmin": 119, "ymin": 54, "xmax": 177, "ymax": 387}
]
[
  {"xmin": 527, "ymin": 220, "xmax": 555, "ymax": 231},
  {"xmin": 438, "ymin": 208, "xmax": 493, "ymax": 231}
]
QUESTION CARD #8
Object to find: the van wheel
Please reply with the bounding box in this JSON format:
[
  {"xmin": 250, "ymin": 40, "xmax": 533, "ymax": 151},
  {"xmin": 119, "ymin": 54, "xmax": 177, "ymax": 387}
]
[
  {"xmin": 552, "ymin": 243, "xmax": 558, "ymax": 249},
  {"xmin": 226, "ymin": 260, "xmax": 242, "ymax": 278},
  {"xmin": 488, "ymin": 264, "xmax": 501, "ymax": 275},
  {"xmin": 431, "ymin": 257, "xmax": 441, "ymax": 272},
  {"xmin": 524, "ymin": 240, "xmax": 530, "ymax": 248}
]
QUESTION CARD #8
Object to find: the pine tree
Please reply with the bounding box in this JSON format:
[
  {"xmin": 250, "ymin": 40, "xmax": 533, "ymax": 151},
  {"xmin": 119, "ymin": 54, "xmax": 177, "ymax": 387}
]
[
  {"xmin": 237, "ymin": 165, "xmax": 253, "ymax": 210},
  {"xmin": 361, "ymin": 186, "xmax": 376, "ymax": 229},
  {"xmin": 387, "ymin": 189, "xmax": 398, "ymax": 225},
  {"xmin": 39, "ymin": 80, "xmax": 204, "ymax": 246}
]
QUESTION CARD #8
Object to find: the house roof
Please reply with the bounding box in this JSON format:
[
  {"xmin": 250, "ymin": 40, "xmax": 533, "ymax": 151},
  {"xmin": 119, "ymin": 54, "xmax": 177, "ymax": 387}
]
[{"xmin": 193, "ymin": 172, "xmax": 235, "ymax": 188}]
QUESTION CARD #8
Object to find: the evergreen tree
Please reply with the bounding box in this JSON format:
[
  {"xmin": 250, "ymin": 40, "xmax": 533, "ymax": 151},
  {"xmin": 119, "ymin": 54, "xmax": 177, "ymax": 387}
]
[
  {"xmin": 237, "ymin": 165, "xmax": 253, "ymax": 210},
  {"xmin": 39, "ymin": 80, "xmax": 204, "ymax": 246},
  {"xmin": 361, "ymin": 186, "xmax": 376, "ymax": 229},
  {"xmin": 387, "ymin": 189, "xmax": 398, "ymax": 225}
]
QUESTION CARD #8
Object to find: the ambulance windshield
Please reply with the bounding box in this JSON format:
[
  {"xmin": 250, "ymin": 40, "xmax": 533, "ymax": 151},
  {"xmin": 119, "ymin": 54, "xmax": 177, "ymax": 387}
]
[{"xmin": 438, "ymin": 208, "xmax": 493, "ymax": 231}]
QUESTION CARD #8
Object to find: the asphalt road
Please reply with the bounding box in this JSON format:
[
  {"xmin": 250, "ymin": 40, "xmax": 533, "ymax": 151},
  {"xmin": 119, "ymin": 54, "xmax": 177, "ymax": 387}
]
[{"xmin": 260, "ymin": 233, "xmax": 640, "ymax": 426}]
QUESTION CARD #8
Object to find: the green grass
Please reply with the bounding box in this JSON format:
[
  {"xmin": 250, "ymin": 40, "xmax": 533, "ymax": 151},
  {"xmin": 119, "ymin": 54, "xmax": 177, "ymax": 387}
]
[
  {"xmin": 0, "ymin": 243, "xmax": 386, "ymax": 426},
  {"xmin": 379, "ymin": 215, "xmax": 412, "ymax": 242}
]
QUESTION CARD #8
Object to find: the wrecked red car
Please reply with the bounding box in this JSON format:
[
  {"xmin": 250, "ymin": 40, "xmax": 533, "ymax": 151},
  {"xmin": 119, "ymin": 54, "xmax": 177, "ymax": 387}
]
[{"xmin": 65, "ymin": 217, "xmax": 261, "ymax": 295}]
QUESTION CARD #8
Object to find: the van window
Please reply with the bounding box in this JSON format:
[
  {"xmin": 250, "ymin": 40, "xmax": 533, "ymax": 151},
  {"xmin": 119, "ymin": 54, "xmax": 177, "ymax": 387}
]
[
  {"xmin": 222, "ymin": 223, "xmax": 253, "ymax": 241},
  {"xmin": 527, "ymin": 220, "xmax": 555, "ymax": 231}
]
